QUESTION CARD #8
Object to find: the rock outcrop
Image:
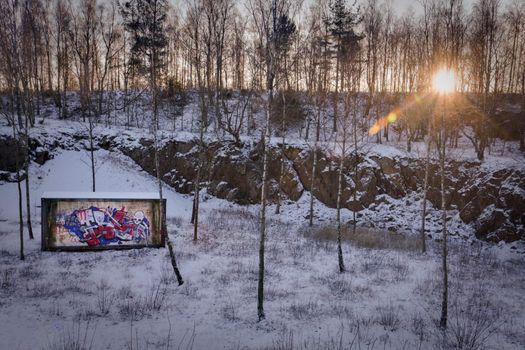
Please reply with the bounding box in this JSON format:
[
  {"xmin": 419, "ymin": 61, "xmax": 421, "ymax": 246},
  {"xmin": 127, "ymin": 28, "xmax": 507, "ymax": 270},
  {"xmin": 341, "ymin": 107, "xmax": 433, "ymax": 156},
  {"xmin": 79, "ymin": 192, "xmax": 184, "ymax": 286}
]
[
  {"xmin": 115, "ymin": 137, "xmax": 525, "ymax": 242},
  {"xmin": 1, "ymin": 131, "xmax": 523, "ymax": 243}
]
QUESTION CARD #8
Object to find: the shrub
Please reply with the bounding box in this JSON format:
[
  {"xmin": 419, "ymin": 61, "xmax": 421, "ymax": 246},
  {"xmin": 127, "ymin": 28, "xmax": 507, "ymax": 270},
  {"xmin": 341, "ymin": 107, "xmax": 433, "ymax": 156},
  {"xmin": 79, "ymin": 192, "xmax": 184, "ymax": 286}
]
[
  {"xmin": 144, "ymin": 278, "xmax": 168, "ymax": 312},
  {"xmin": 287, "ymin": 300, "xmax": 322, "ymax": 320},
  {"xmin": 0, "ymin": 268, "xmax": 15, "ymax": 291},
  {"xmin": 95, "ymin": 279, "xmax": 114, "ymax": 316},
  {"xmin": 46, "ymin": 318, "xmax": 96, "ymax": 350},
  {"xmin": 270, "ymin": 91, "xmax": 307, "ymax": 132},
  {"xmin": 221, "ymin": 295, "xmax": 238, "ymax": 322},
  {"xmin": 447, "ymin": 295, "xmax": 502, "ymax": 350},
  {"xmin": 117, "ymin": 298, "xmax": 147, "ymax": 322},
  {"xmin": 375, "ymin": 303, "xmax": 401, "ymax": 331}
]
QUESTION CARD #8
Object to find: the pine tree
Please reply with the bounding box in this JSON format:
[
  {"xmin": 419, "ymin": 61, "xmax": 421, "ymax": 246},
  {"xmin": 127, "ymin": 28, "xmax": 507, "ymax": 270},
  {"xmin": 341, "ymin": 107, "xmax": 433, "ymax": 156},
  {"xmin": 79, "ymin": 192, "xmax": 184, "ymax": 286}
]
[{"xmin": 324, "ymin": 0, "xmax": 362, "ymax": 132}]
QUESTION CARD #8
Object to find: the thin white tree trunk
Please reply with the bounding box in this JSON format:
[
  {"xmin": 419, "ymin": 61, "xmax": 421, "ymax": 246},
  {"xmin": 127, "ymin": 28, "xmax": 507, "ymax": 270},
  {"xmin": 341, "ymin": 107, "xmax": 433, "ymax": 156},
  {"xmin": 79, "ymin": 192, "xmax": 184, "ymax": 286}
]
[
  {"xmin": 336, "ymin": 123, "xmax": 346, "ymax": 273},
  {"xmin": 152, "ymin": 54, "xmax": 183, "ymax": 286},
  {"xmin": 309, "ymin": 98, "xmax": 321, "ymax": 227},
  {"xmin": 12, "ymin": 120, "xmax": 24, "ymax": 260},
  {"xmin": 24, "ymin": 115, "xmax": 34, "ymax": 239},
  {"xmin": 439, "ymin": 98, "xmax": 448, "ymax": 329},
  {"xmin": 276, "ymin": 92, "xmax": 286, "ymax": 214},
  {"xmin": 420, "ymin": 136, "xmax": 431, "ymax": 253},
  {"xmin": 258, "ymin": 95, "xmax": 271, "ymax": 321}
]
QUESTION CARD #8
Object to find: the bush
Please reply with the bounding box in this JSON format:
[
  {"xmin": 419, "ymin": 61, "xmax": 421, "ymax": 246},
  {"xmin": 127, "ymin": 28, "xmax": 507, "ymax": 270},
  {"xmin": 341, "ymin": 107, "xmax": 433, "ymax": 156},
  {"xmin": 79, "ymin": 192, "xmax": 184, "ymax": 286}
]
[
  {"xmin": 220, "ymin": 295, "xmax": 238, "ymax": 322},
  {"xmin": 375, "ymin": 303, "xmax": 401, "ymax": 331},
  {"xmin": 117, "ymin": 298, "xmax": 147, "ymax": 322},
  {"xmin": 287, "ymin": 300, "xmax": 322, "ymax": 320},
  {"xmin": 46, "ymin": 318, "xmax": 96, "ymax": 350},
  {"xmin": 143, "ymin": 278, "xmax": 168, "ymax": 312},
  {"xmin": 161, "ymin": 77, "xmax": 185, "ymax": 99},
  {"xmin": 447, "ymin": 294, "xmax": 502, "ymax": 350},
  {"xmin": 95, "ymin": 279, "xmax": 114, "ymax": 316},
  {"xmin": 271, "ymin": 91, "xmax": 307, "ymax": 132},
  {"xmin": 0, "ymin": 268, "xmax": 16, "ymax": 291}
]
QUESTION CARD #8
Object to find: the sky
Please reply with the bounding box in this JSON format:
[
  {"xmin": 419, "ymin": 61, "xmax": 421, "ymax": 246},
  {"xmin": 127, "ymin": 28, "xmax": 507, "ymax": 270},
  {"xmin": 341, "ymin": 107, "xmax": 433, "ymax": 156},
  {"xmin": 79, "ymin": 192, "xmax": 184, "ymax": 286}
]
[
  {"xmin": 387, "ymin": 0, "xmax": 514, "ymax": 15},
  {"xmin": 172, "ymin": 0, "xmax": 517, "ymax": 17}
]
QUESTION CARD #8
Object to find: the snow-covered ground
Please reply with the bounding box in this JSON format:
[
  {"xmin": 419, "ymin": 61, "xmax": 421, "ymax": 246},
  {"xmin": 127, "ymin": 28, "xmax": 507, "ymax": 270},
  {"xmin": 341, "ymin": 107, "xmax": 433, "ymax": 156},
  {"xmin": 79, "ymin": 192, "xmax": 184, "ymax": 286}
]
[{"xmin": 1, "ymin": 145, "xmax": 524, "ymax": 349}]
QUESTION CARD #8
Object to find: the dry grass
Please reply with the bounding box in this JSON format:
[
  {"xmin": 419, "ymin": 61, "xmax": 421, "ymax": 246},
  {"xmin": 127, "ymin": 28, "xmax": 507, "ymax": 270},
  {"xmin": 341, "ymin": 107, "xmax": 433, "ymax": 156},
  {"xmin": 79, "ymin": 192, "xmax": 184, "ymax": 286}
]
[
  {"xmin": 204, "ymin": 207, "xmax": 258, "ymax": 234},
  {"xmin": 45, "ymin": 318, "xmax": 97, "ymax": 350},
  {"xmin": 303, "ymin": 224, "xmax": 423, "ymax": 252}
]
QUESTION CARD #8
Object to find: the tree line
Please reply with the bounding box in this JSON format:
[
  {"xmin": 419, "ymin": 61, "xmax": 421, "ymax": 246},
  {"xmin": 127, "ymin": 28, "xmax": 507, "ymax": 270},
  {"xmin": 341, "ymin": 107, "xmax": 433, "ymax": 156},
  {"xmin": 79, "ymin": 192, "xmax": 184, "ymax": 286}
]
[{"xmin": 0, "ymin": 0, "xmax": 523, "ymax": 107}]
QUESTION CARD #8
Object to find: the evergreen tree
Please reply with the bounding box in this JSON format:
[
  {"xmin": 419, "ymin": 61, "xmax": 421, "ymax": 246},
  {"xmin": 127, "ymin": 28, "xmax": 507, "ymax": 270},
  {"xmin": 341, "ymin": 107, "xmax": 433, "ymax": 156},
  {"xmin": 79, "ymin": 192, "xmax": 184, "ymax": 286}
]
[
  {"xmin": 324, "ymin": 0, "xmax": 362, "ymax": 131},
  {"xmin": 120, "ymin": 0, "xmax": 168, "ymax": 80},
  {"xmin": 120, "ymin": 0, "xmax": 183, "ymax": 286}
]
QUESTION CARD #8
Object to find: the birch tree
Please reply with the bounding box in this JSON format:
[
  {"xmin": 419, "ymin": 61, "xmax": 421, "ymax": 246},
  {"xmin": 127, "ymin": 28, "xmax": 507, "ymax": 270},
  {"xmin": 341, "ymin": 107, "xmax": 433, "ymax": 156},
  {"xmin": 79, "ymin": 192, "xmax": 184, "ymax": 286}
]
[
  {"xmin": 0, "ymin": 0, "xmax": 26, "ymax": 257},
  {"xmin": 121, "ymin": 0, "xmax": 183, "ymax": 285},
  {"xmin": 247, "ymin": 0, "xmax": 297, "ymax": 321}
]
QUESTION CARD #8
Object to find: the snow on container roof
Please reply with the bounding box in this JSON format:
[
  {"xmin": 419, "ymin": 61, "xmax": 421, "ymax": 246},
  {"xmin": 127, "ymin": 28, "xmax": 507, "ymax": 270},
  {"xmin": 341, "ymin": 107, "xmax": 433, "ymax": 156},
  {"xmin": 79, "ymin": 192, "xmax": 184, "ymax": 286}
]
[{"xmin": 41, "ymin": 192, "xmax": 161, "ymax": 200}]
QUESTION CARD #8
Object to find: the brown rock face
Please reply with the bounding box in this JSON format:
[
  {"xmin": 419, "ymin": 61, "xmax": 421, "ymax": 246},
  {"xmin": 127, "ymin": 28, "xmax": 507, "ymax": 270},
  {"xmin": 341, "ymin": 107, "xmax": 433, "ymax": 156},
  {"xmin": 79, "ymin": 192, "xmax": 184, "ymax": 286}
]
[
  {"xmin": 1, "ymin": 132, "xmax": 524, "ymax": 243},
  {"xmin": 474, "ymin": 205, "xmax": 507, "ymax": 241},
  {"xmin": 0, "ymin": 136, "xmax": 27, "ymax": 172},
  {"xmin": 103, "ymin": 137, "xmax": 525, "ymax": 243}
]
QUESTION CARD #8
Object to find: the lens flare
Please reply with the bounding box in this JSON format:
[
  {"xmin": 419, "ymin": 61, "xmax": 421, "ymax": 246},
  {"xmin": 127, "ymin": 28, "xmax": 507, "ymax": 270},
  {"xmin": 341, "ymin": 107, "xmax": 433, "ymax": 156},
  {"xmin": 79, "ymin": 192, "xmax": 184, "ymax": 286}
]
[
  {"xmin": 368, "ymin": 93, "xmax": 428, "ymax": 136},
  {"xmin": 369, "ymin": 108, "xmax": 400, "ymax": 136},
  {"xmin": 387, "ymin": 112, "xmax": 397, "ymax": 123}
]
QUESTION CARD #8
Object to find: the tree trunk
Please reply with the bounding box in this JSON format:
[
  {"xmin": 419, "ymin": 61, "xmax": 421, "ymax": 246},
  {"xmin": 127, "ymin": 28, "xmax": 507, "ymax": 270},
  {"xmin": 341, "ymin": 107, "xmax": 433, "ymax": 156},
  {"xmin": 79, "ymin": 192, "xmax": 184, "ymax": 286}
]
[
  {"xmin": 275, "ymin": 92, "xmax": 286, "ymax": 214},
  {"xmin": 309, "ymin": 93, "xmax": 322, "ymax": 227},
  {"xmin": 336, "ymin": 132, "xmax": 346, "ymax": 273},
  {"xmin": 439, "ymin": 99, "xmax": 448, "ymax": 329},
  {"xmin": 13, "ymin": 121, "xmax": 24, "ymax": 260},
  {"xmin": 152, "ymin": 51, "xmax": 183, "ymax": 286},
  {"xmin": 17, "ymin": 169, "xmax": 24, "ymax": 261},
  {"xmin": 193, "ymin": 106, "xmax": 205, "ymax": 240},
  {"xmin": 258, "ymin": 95, "xmax": 271, "ymax": 321},
  {"xmin": 352, "ymin": 97, "xmax": 359, "ymax": 239},
  {"xmin": 89, "ymin": 119, "xmax": 96, "ymax": 192},
  {"xmin": 192, "ymin": 165, "xmax": 201, "ymax": 239},
  {"xmin": 420, "ymin": 137, "xmax": 431, "ymax": 253},
  {"xmin": 24, "ymin": 116, "xmax": 34, "ymax": 240}
]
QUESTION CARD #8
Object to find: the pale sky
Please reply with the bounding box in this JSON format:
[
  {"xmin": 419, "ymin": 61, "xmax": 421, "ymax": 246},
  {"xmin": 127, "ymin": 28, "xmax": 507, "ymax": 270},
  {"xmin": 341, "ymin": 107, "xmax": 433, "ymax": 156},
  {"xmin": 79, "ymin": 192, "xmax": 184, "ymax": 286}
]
[{"xmin": 388, "ymin": 0, "xmax": 514, "ymax": 15}]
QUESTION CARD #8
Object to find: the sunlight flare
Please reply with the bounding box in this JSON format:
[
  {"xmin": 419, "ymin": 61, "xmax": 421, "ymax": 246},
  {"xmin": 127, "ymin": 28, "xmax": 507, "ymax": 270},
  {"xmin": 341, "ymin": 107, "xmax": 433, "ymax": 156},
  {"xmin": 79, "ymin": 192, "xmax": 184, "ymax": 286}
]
[{"xmin": 432, "ymin": 68, "xmax": 456, "ymax": 94}]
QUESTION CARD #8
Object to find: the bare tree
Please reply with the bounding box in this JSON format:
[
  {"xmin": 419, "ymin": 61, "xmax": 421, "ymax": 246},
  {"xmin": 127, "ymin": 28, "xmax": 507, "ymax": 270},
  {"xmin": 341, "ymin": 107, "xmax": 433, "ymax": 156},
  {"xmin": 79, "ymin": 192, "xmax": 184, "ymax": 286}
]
[
  {"xmin": 273, "ymin": 14, "xmax": 297, "ymax": 214},
  {"xmin": 334, "ymin": 95, "xmax": 349, "ymax": 273},
  {"xmin": 466, "ymin": 0, "xmax": 501, "ymax": 161},
  {"xmin": 53, "ymin": 0, "xmax": 72, "ymax": 119},
  {"xmin": 203, "ymin": 0, "xmax": 233, "ymax": 130},
  {"xmin": 436, "ymin": 92, "xmax": 449, "ymax": 329},
  {"xmin": 221, "ymin": 90, "xmax": 252, "ymax": 146},
  {"xmin": 247, "ymin": 0, "xmax": 297, "ymax": 321},
  {"xmin": 0, "ymin": 0, "xmax": 26, "ymax": 257},
  {"xmin": 121, "ymin": 0, "xmax": 183, "ymax": 285},
  {"xmin": 95, "ymin": 2, "xmax": 121, "ymax": 122},
  {"xmin": 363, "ymin": 0, "xmax": 381, "ymax": 136},
  {"xmin": 185, "ymin": 0, "xmax": 209, "ymax": 241}
]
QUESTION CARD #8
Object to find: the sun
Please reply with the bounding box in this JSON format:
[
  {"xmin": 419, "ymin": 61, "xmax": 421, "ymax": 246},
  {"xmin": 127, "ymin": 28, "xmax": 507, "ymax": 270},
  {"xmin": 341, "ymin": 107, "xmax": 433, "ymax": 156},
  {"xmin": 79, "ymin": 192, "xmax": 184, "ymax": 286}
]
[{"xmin": 432, "ymin": 68, "xmax": 456, "ymax": 94}]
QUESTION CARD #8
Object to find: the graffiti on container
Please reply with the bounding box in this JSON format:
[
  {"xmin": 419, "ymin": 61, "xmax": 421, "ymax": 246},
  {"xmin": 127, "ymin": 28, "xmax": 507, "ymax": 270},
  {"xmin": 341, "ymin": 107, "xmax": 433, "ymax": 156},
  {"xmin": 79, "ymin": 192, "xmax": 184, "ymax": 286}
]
[{"xmin": 56, "ymin": 206, "xmax": 150, "ymax": 247}]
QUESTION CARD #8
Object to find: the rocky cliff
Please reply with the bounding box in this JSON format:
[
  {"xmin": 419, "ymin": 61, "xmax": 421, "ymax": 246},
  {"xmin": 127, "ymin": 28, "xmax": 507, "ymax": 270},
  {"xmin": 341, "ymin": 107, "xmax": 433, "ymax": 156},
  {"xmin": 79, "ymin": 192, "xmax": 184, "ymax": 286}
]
[{"xmin": 1, "ymin": 130, "xmax": 524, "ymax": 243}]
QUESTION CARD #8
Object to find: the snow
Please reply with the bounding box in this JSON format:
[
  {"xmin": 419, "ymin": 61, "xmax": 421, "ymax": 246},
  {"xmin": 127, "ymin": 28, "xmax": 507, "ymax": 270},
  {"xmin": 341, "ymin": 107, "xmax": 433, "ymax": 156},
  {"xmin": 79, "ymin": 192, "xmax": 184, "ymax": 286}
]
[
  {"xmin": 1, "ymin": 96, "xmax": 525, "ymax": 349},
  {"xmin": 42, "ymin": 191, "xmax": 162, "ymax": 200},
  {"xmin": 1, "ymin": 145, "xmax": 524, "ymax": 349},
  {"xmin": 368, "ymin": 143, "xmax": 408, "ymax": 159}
]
